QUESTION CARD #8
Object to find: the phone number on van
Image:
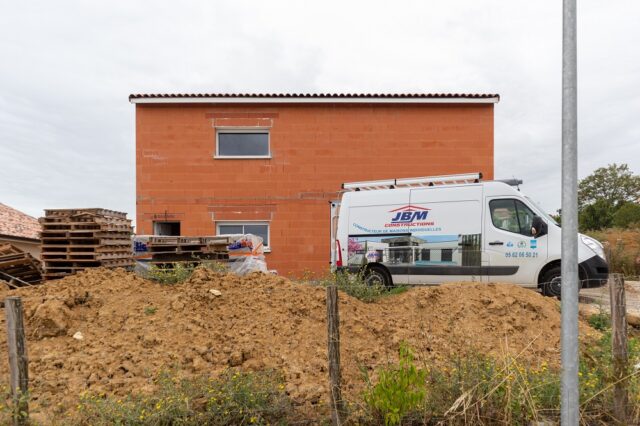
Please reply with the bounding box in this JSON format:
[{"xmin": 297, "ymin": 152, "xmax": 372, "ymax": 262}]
[{"xmin": 505, "ymin": 251, "xmax": 539, "ymax": 258}]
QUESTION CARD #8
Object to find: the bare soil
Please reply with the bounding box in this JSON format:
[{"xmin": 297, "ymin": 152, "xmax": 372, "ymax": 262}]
[{"xmin": 0, "ymin": 267, "xmax": 599, "ymax": 421}]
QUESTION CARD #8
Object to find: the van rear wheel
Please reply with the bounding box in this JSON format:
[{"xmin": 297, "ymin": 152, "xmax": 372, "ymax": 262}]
[
  {"xmin": 540, "ymin": 266, "xmax": 562, "ymax": 299},
  {"xmin": 364, "ymin": 267, "xmax": 391, "ymax": 289}
]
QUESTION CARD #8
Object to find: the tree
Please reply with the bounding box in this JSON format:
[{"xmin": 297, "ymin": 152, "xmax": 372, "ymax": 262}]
[
  {"xmin": 578, "ymin": 164, "xmax": 640, "ymax": 210},
  {"xmin": 612, "ymin": 202, "xmax": 640, "ymax": 228}
]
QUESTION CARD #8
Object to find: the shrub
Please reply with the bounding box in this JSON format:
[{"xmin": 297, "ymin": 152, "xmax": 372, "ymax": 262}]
[
  {"xmin": 613, "ymin": 202, "xmax": 640, "ymax": 228},
  {"xmin": 363, "ymin": 343, "xmax": 426, "ymax": 425},
  {"xmin": 359, "ymin": 336, "xmax": 640, "ymax": 425},
  {"xmin": 580, "ymin": 199, "xmax": 615, "ymax": 231},
  {"xmin": 75, "ymin": 369, "xmax": 291, "ymax": 425}
]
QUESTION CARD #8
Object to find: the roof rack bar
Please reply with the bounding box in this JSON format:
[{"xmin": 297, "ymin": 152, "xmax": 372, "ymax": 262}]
[
  {"xmin": 342, "ymin": 179, "xmax": 396, "ymax": 191},
  {"xmin": 342, "ymin": 172, "xmax": 482, "ymax": 191}
]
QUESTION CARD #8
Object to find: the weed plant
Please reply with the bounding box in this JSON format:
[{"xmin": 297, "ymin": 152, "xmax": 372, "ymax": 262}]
[
  {"xmin": 143, "ymin": 260, "xmax": 229, "ymax": 285},
  {"xmin": 358, "ymin": 333, "xmax": 640, "ymax": 425},
  {"xmin": 74, "ymin": 370, "xmax": 291, "ymax": 425},
  {"xmin": 318, "ymin": 270, "xmax": 385, "ymax": 303}
]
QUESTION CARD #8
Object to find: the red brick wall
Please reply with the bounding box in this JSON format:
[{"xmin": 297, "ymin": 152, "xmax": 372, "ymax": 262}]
[{"xmin": 135, "ymin": 103, "xmax": 494, "ymax": 277}]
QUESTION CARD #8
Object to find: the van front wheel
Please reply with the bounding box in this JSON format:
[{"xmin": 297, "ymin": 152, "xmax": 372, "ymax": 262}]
[
  {"xmin": 540, "ymin": 266, "xmax": 562, "ymax": 298},
  {"xmin": 364, "ymin": 267, "xmax": 391, "ymax": 289}
]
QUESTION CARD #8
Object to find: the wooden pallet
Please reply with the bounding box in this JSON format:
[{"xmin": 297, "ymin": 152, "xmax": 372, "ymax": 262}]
[
  {"xmin": 43, "ymin": 208, "xmax": 127, "ymax": 219},
  {"xmin": 140, "ymin": 236, "xmax": 231, "ymax": 268},
  {"xmin": 0, "ymin": 245, "xmax": 43, "ymax": 285},
  {"xmin": 40, "ymin": 208, "xmax": 134, "ymax": 280}
]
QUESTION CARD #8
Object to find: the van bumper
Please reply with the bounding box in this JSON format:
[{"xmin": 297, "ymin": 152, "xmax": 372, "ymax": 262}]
[{"xmin": 579, "ymin": 255, "xmax": 609, "ymax": 288}]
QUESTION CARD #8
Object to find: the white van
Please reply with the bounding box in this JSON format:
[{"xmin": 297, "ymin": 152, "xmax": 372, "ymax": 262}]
[{"xmin": 331, "ymin": 173, "xmax": 608, "ymax": 297}]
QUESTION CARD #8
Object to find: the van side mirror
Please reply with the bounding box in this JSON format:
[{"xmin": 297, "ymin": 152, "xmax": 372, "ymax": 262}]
[{"xmin": 531, "ymin": 216, "xmax": 548, "ymax": 238}]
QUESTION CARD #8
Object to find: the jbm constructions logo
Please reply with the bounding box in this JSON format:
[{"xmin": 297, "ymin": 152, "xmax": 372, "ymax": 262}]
[{"xmin": 386, "ymin": 205, "xmax": 433, "ymax": 228}]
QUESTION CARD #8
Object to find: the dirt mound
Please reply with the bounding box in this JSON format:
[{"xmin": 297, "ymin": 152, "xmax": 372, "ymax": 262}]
[{"xmin": 0, "ymin": 268, "xmax": 598, "ymax": 420}]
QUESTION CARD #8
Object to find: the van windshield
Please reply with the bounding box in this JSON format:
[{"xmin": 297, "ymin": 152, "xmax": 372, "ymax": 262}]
[{"xmin": 524, "ymin": 196, "xmax": 559, "ymax": 226}]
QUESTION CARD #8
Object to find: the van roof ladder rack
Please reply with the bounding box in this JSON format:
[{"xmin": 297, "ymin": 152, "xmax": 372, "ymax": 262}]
[{"xmin": 342, "ymin": 172, "xmax": 482, "ymax": 191}]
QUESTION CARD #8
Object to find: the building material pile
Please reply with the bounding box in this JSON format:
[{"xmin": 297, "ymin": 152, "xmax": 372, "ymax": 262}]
[
  {"xmin": 0, "ymin": 244, "xmax": 43, "ymax": 286},
  {"xmin": 142, "ymin": 236, "xmax": 231, "ymax": 265},
  {"xmin": 39, "ymin": 208, "xmax": 133, "ymax": 280}
]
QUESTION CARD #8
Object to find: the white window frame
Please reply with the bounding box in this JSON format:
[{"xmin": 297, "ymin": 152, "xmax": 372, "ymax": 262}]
[
  {"xmin": 216, "ymin": 221, "xmax": 271, "ymax": 252},
  {"xmin": 214, "ymin": 128, "xmax": 271, "ymax": 159}
]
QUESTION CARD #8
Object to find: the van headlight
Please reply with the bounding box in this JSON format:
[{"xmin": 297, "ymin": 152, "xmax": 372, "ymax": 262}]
[{"xmin": 580, "ymin": 235, "xmax": 605, "ymax": 259}]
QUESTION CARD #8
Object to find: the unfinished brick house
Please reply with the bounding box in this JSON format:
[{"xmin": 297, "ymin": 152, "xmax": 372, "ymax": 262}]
[{"xmin": 130, "ymin": 93, "xmax": 499, "ymax": 276}]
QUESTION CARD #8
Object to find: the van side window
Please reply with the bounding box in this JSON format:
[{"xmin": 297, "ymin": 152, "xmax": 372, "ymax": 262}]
[
  {"xmin": 490, "ymin": 199, "xmax": 520, "ymax": 233},
  {"xmin": 490, "ymin": 199, "xmax": 535, "ymax": 236},
  {"xmin": 514, "ymin": 200, "xmax": 535, "ymax": 237}
]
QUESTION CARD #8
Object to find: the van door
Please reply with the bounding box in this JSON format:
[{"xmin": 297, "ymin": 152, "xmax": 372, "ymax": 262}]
[
  {"xmin": 408, "ymin": 186, "xmax": 486, "ymax": 284},
  {"xmin": 484, "ymin": 197, "xmax": 548, "ymax": 287}
]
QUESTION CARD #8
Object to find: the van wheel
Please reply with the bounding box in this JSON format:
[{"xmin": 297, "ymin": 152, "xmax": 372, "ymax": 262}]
[
  {"xmin": 364, "ymin": 267, "xmax": 391, "ymax": 289},
  {"xmin": 540, "ymin": 266, "xmax": 562, "ymax": 299}
]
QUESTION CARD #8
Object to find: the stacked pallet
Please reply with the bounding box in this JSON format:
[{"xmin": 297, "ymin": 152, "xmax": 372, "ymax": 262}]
[
  {"xmin": 0, "ymin": 244, "xmax": 43, "ymax": 285},
  {"xmin": 40, "ymin": 208, "xmax": 134, "ymax": 280},
  {"xmin": 145, "ymin": 236, "xmax": 231, "ymax": 265}
]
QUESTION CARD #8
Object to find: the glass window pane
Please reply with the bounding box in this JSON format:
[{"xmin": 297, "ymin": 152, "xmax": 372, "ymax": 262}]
[
  {"xmin": 490, "ymin": 199, "xmax": 519, "ymax": 233},
  {"xmin": 244, "ymin": 224, "xmax": 269, "ymax": 246},
  {"xmin": 218, "ymin": 133, "xmax": 269, "ymax": 156},
  {"xmin": 441, "ymin": 249, "xmax": 453, "ymax": 262},
  {"xmin": 515, "ymin": 201, "xmax": 535, "ymax": 236},
  {"xmin": 218, "ymin": 225, "xmax": 243, "ymax": 235}
]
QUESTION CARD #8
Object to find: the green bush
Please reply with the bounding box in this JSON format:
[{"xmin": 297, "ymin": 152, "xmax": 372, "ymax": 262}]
[
  {"xmin": 613, "ymin": 202, "xmax": 640, "ymax": 228},
  {"xmin": 358, "ymin": 336, "xmax": 640, "ymax": 425},
  {"xmin": 580, "ymin": 199, "xmax": 615, "ymax": 231},
  {"xmin": 363, "ymin": 343, "xmax": 426, "ymax": 425},
  {"xmin": 75, "ymin": 370, "xmax": 291, "ymax": 425}
]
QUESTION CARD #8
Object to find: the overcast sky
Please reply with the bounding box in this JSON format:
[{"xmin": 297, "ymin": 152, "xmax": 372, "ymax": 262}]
[{"xmin": 1, "ymin": 1, "xmax": 638, "ymax": 222}]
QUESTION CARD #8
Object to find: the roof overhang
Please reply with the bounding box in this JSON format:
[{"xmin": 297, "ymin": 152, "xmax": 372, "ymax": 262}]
[
  {"xmin": 0, "ymin": 234, "xmax": 39, "ymax": 244},
  {"xmin": 129, "ymin": 93, "xmax": 500, "ymax": 105}
]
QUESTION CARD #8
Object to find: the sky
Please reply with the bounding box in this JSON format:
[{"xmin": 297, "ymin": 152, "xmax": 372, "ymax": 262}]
[{"xmin": 1, "ymin": 1, "xmax": 639, "ymax": 222}]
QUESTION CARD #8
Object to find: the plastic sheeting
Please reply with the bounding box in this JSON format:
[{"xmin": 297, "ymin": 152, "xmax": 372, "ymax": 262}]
[{"xmin": 226, "ymin": 234, "xmax": 268, "ymax": 275}]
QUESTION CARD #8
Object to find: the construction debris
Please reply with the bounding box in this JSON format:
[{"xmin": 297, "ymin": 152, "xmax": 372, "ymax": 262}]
[
  {"xmin": 0, "ymin": 244, "xmax": 43, "ymax": 286},
  {"xmin": 39, "ymin": 208, "xmax": 134, "ymax": 280}
]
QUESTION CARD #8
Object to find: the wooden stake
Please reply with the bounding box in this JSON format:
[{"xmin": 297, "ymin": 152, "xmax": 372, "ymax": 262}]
[
  {"xmin": 326, "ymin": 285, "xmax": 345, "ymax": 425},
  {"xmin": 5, "ymin": 297, "xmax": 29, "ymax": 425},
  {"xmin": 609, "ymin": 274, "xmax": 628, "ymax": 424}
]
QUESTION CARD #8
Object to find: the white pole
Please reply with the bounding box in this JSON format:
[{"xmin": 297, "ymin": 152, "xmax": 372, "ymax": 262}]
[{"xmin": 561, "ymin": 0, "xmax": 579, "ymax": 424}]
